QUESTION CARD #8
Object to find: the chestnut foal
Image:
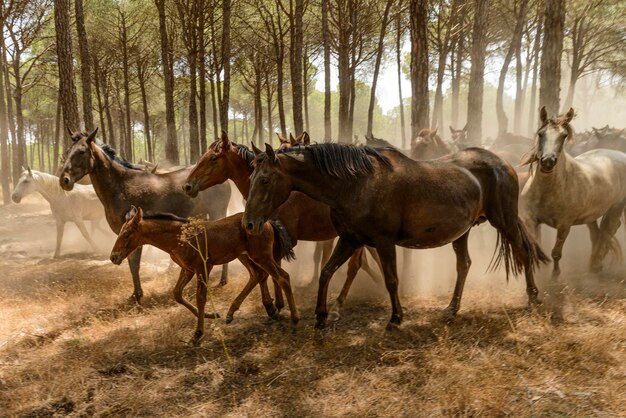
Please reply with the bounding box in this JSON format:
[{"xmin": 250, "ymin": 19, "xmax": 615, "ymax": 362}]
[{"xmin": 110, "ymin": 207, "xmax": 298, "ymax": 345}]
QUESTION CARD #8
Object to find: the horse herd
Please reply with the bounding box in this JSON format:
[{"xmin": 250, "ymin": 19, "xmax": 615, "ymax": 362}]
[{"xmin": 9, "ymin": 107, "xmax": 626, "ymax": 345}]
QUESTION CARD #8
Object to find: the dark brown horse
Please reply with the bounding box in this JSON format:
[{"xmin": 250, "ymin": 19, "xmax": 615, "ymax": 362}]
[
  {"xmin": 183, "ymin": 133, "xmax": 382, "ymax": 319},
  {"xmin": 243, "ymin": 143, "xmax": 548, "ymax": 330},
  {"xmin": 110, "ymin": 207, "xmax": 297, "ymax": 344},
  {"xmin": 410, "ymin": 128, "xmax": 451, "ymax": 160},
  {"xmin": 59, "ymin": 129, "xmax": 231, "ymax": 302}
]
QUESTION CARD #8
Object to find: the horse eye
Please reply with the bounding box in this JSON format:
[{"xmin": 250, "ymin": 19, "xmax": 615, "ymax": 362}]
[
  {"xmin": 261, "ymin": 177, "xmax": 270, "ymax": 185},
  {"xmin": 209, "ymin": 155, "xmax": 218, "ymax": 161},
  {"xmin": 123, "ymin": 232, "xmax": 129, "ymax": 240}
]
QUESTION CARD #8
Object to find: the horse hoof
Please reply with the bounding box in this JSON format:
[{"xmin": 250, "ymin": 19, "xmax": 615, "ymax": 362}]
[
  {"xmin": 204, "ymin": 312, "xmax": 220, "ymax": 319},
  {"xmin": 441, "ymin": 306, "xmax": 457, "ymax": 322},
  {"xmin": 385, "ymin": 321, "xmax": 400, "ymax": 331},
  {"xmin": 190, "ymin": 331, "xmax": 204, "ymax": 346},
  {"xmin": 314, "ymin": 319, "xmax": 327, "ymax": 330},
  {"xmin": 225, "ymin": 315, "xmax": 234, "ymax": 324},
  {"xmin": 329, "ymin": 310, "xmax": 341, "ymax": 323}
]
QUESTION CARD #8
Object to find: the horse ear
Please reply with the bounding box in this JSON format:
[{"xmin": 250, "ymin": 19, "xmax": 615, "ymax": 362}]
[
  {"xmin": 432, "ymin": 126, "xmax": 438, "ymax": 136},
  {"xmin": 463, "ymin": 123, "xmax": 468, "ymax": 132},
  {"xmin": 136, "ymin": 207, "xmax": 143, "ymax": 223},
  {"xmin": 565, "ymin": 107, "xmax": 575, "ymax": 123},
  {"xmin": 289, "ymin": 133, "xmax": 297, "ymax": 146},
  {"xmin": 449, "ymin": 126, "xmax": 455, "ymax": 134},
  {"xmin": 27, "ymin": 166, "xmax": 32, "ymax": 176},
  {"xmin": 265, "ymin": 143, "xmax": 277, "ymax": 163},
  {"xmin": 251, "ymin": 142, "xmax": 262, "ymax": 156},
  {"xmin": 126, "ymin": 205, "xmax": 138, "ymax": 221},
  {"xmin": 539, "ymin": 106, "xmax": 548, "ymax": 124},
  {"xmin": 302, "ymin": 132, "xmax": 310, "ymax": 145},
  {"xmin": 220, "ymin": 130, "xmax": 229, "ymax": 145},
  {"xmin": 86, "ymin": 127, "xmax": 98, "ymax": 144},
  {"xmin": 277, "ymin": 133, "xmax": 287, "ymax": 144},
  {"xmin": 66, "ymin": 127, "xmax": 74, "ymax": 138}
]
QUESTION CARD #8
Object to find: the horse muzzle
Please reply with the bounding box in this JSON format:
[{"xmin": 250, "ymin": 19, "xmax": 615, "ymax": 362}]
[
  {"xmin": 540, "ymin": 156, "xmax": 557, "ymax": 173},
  {"xmin": 183, "ymin": 180, "xmax": 199, "ymax": 198},
  {"xmin": 60, "ymin": 174, "xmax": 75, "ymax": 191},
  {"xmin": 110, "ymin": 252, "xmax": 123, "ymax": 265},
  {"xmin": 11, "ymin": 194, "xmax": 21, "ymax": 204}
]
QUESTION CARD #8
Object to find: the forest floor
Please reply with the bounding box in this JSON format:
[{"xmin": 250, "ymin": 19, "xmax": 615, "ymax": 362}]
[{"xmin": 0, "ymin": 195, "xmax": 625, "ymax": 417}]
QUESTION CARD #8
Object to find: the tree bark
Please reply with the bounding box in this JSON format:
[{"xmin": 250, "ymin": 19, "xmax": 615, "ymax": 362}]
[
  {"xmin": 119, "ymin": 11, "xmax": 133, "ymax": 160},
  {"xmin": 54, "ymin": 0, "xmax": 81, "ymax": 149},
  {"xmin": 75, "ymin": 0, "xmax": 94, "ymax": 131},
  {"xmin": 155, "ymin": 0, "xmax": 179, "ymax": 164},
  {"xmin": 466, "ymin": 0, "xmax": 490, "ymax": 145},
  {"xmin": 137, "ymin": 60, "xmax": 153, "ymax": 163},
  {"xmin": 539, "ymin": 0, "xmax": 565, "ymax": 116},
  {"xmin": 409, "ymin": 0, "xmax": 429, "ymax": 139},
  {"xmin": 527, "ymin": 17, "xmax": 541, "ymax": 135},
  {"xmin": 367, "ymin": 0, "xmax": 394, "ymax": 137},
  {"xmin": 53, "ymin": 92, "xmax": 61, "ymax": 174},
  {"xmin": 219, "ymin": 0, "xmax": 231, "ymax": 133},
  {"xmin": 290, "ymin": 0, "xmax": 304, "ymax": 134},
  {"xmin": 210, "ymin": 76, "xmax": 218, "ymax": 140},
  {"xmin": 451, "ymin": 29, "xmax": 463, "ymax": 128},
  {"xmin": 93, "ymin": 59, "xmax": 107, "ymax": 143},
  {"xmin": 198, "ymin": 0, "xmax": 207, "ymax": 152},
  {"xmin": 0, "ymin": 30, "xmax": 10, "ymax": 203},
  {"xmin": 396, "ymin": 4, "xmax": 407, "ymax": 148},
  {"xmin": 322, "ymin": 0, "xmax": 332, "ymax": 142}
]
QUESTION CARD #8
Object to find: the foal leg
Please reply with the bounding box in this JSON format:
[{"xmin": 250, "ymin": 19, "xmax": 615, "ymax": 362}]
[
  {"xmin": 173, "ymin": 269, "xmax": 219, "ymax": 319},
  {"xmin": 551, "ymin": 226, "xmax": 571, "ymax": 279},
  {"xmin": 443, "ymin": 231, "xmax": 471, "ymax": 319},
  {"xmin": 362, "ymin": 246, "xmax": 383, "ymax": 283},
  {"xmin": 192, "ymin": 267, "xmax": 213, "ymax": 346},
  {"xmin": 254, "ymin": 257, "xmax": 300, "ymax": 328},
  {"xmin": 226, "ymin": 255, "xmax": 277, "ymax": 323},
  {"xmin": 329, "ymin": 248, "xmax": 365, "ymax": 321},
  {"xmin": 316, "ymin": 238, "xmax": 360, "ymax": 329},
  {"xmin": 218, "ymin": 263, "xmax": 229, "ymax": 287},
  {"xmin": 127, "ymin": 246, "xmax": 144, "ymax": 302},
  {"xmin": 75, "ymin": 220, "xmax": 98, "ymax": 253},
  {"xmin": 54, "ymin": 219, "xmax": 65, "ymax": 258},
  {"xmin": 374, "ymin": 242, "xmax": 404, "ymax": 330}
]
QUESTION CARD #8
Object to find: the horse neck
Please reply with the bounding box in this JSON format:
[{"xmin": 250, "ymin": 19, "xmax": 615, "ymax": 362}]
[
  {"xmin": 135, "ymin": 220, "xmax": 185, "ymax": 255},
  {"xmin": 227, "ymin": 151, "xmax": 253, "ymax": 197},
  {"xmin": 89, "ymin": 145, "xmax": 133, "ymax": 214},
  {"xmin": 280, "ymin": 155, "xmax": 344, "ymax": 208},
  {"xmin": 33, "ymin": 172, "xmax": 66, "ymax": 205}
]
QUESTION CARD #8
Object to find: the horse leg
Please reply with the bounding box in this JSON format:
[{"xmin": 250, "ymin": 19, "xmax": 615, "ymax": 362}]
[
  {"xmin": 253, "ymin": 257, "xmax": 299, "ymax": 329},
  {"xmin": 127, "ymin": 246, "xmax": 143, "ymax": 302},
  {"xmin": 226, "ymin": 255, "xmax": 276, "ymax": 322},
  {"xmin": 75, "ymin": 219, "xmax": 97, "ymax": 253},
  {"xmin": 374, "ymin": 241, "xmax": 403, "ymax": 330},
  {"xmin": 192, "ymin": 267, "xmax": 213, "ymax": 346},
  {"xmin": 362, "ymin": 246, "xmax": 383, "ymax": 283},
  {"xmin": 592, "ymin": 201, "xmax": 626, "ymax": 271},
  {"xmin": 587, "ymin": 221, "xmax": 600, "ymax": 269},
  {"xmin": 218, "ymin": 263, "xmax": 229, "ymax": 287},
  {"xmin": 54, "ymin": 219, "xmax": 65, "ymax": 258},
  {"xmin": 551, "ymin": 226, "xmax": 571, "ymax": 279},
  {"xmin": 315, "ymin": 238, "xmax": 360, "ymax": 329},
  {"xmin": 329, "ymin": 248, "xmax": 364, "ymax": 321},
  {"xmin": 442, "ymin": 231, "xmax": 471, "ymax": 319},
  {"xmin": 173, "ymin": 269, "xmax": 218, "ymax": 319}
]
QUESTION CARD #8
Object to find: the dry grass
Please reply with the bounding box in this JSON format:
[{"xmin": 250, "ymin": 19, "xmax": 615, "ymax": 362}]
[{"xmin": 1, "ymin": 197, "xmax": 625, "ymax": 417}]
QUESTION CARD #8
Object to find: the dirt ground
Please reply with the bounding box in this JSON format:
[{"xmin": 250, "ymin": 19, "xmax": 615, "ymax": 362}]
[{"xmin": 0, "ymin": 194, "xmax": 624, "ymax": 417}]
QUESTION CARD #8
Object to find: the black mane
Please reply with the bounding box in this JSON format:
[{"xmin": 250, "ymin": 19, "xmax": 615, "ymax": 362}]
[
  {"xmin": 143, "ymin": 211, "xmax": 190, "ymax": 223},
  {"xmin": 98, "ymin": 142, "xmax": 142, "ymax": 170},
  {"xmin": 270, "ymin": 143, "xmax": 392, "ymax": 179},
  {"xmin": 234, "ymin": 143, "xmax": 256, "ymax": 170}
]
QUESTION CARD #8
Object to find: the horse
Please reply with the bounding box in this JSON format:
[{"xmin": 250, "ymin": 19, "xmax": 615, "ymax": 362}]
[
  {"xmin": 183, "ymin": 133, "xmax": 382, "ymax": 320},
  {"xmin": 243, "ymin": 142, "xmax": 548, "ymax": 330},
  {"xmin": 520, "ymin": 107, "xmax": 626, "ymax": 277},
  {"xmin": 58, "ymin": 128, "xmax": 232, "ymax": 302},
  {"xmin": 410, "ymin": 128, "xmax": 450, "ymax": 160},
  {"xmin": 109, "ymin": 207, "xmax": 298, "ymax": 345},
  {"xmin": 11, "ymin": 167, "xmax": 106, "ymax": 257}
]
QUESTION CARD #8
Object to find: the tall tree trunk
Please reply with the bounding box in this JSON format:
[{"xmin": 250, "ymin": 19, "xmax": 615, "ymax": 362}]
[
  {"xmin": 188, "ymin": 48, "xmax": 200, "ymax": 162},
  {"xmin": 274, "ymin": 42, "xmax": 287, "ymax": 138},
  {"xmin": 266, "ymin": 74, "xmax": 273, "ymax": 144},
  {"xmin": 210, "ymin": 76, "xmax": 218, "ymax": 140},
  {"xmin": 396, "ymin": 5, "xmax": 407, "ymax": 148},
  {"xmin": 527, "ymin": 18, "xmax": 541, "ymax": 135},
  {"xmin": 539, "ymin": 0, "xmax": 565, "ymax": 116},
  {"xmin": 155, "ymin": 0, "xmax": 179, "ymax": 164},
  {"xmin": 198, "ymin": 0, "xmax": 207, "ymax": 152},
  {"xmin": 75, "ymin": 0, "xmax": 94, "ymax": 131},
  {"xmin": 120, "ymin": 12, "xmax": 133, "ymax": 160},
  {"xmin": 54, "ymin": 0, "xmax": 81, "ymax": 149},
  {"xmin": 290, "ymin": 0, "xmax": 304, "ymax": 134},
  {"xmin": 466, "ymin": 0, "xmax": 490, "ymax": 145},
  {"xmin": 337, "ymin": 1, "xmax": 351, "ymax": 143},
  {"xmin": 53, "ymin": 92, "xmax": 61, "ymax": 174},
  {"xmin": 409, "ymin": 0, "xmax": 429, "ymax": 139},
  {"xmin": 3, "ymin": 42, "xmax": 16, "ymax": 182},
  {"xmin": 0, "ymin": 32, "xmax": 10, "ymax": 203},
  {"xmin": 219, "ymin": 0, "xmax": 231, "ymax": 133},
  {"xmin": 303, "ymin": 54, "xmax": 310, "ymax": 133},
  {"xmin": 367, "ymin": 0, "xmax": 394, "ymax": 137},
  {"xmin": 322, "ymin": 0, "xmax": 331, "ymax": 142},
  {"xmin": 513, "ymin": 38, "xmax": 524, "ymax": 133},
  {"xmin": 11, "ymin": 56, "xmax": 27, "ymax": 183},
  {"xmin": 495, "ymin": 0, "xmax": 528, "ymax": 136},
  {"xmin": 137, "ymin": 61, "xmax": 153, "ymax": 164},
  {"xmin": 93, "ymin": 59, "xmax": 107, "ymax": 143},
  {"xmin": 103, "ymin": 73, "xmax": 116, "ymax": 149},
  {"xmin": 451, "ymin": 30, "xmax": 463, "ymax": 128}
]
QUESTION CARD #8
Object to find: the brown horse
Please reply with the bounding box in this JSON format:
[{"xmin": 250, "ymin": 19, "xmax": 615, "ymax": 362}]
[
  {"xmin": 243, "ymin": 143, "xmax": 549, "ymax": 330},
  {"xmin": 110, "ymin": 207, "xmax": 298, "ymax": 344},
  {"xmin": 411, "ymin": 128, "xmax": 450, "ymax": 160},
  {"xmin": 183, "ymin": 133, "xmax": 382, "ymax": 319},
  {"xmin": 59, "ymin": 129, "xmax": 231, "ymax": 302}
]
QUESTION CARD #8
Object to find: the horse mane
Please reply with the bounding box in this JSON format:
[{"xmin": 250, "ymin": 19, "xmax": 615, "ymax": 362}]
[
  {"xmin": 143, "ymin": 211, "xmax": 190, "ymax": 223},
  {"xmin": 234, "ymin": 143, "xmax": 256, "ymax": 169},
  {"xmin": 273, "ymin": 143, "xmax": 392, "ymax": 179},
  {"xmin": 70, "ymin": 130, "xmax": 142, "ymax": 170},
  {"xmin": 366, "ymin": 136, "xmax": 396, "ymax": 149}
]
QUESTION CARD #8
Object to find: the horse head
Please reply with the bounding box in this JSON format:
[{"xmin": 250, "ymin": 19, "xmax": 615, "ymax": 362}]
[
  {"xmin": 411, "ymin": 127, "xmax": 449, "ymax": 160},
  {"xmin": 526, "ymin": 106, "xmax": 575, "ymax": 173},
  {"xmin": 243, "ymin": 143, "xmax": 292, "ymax": 235},
  {"xmin": 11, "ymin": 166, "xmax": 35, "ymax": 203},
  {"xmin": 449, "ymin": 124, "xmax": 469, "ymax": 150},
  {"xmin": 59, "ymin": 128, "xmax": 98, "ymax": 190},
  {"xmin": 184, "ymin": 131, "xmax": 232, "ymax": 197},
  {"xmin": 110, "ymin": 205, "xmax": 144, "ymax": 265}
]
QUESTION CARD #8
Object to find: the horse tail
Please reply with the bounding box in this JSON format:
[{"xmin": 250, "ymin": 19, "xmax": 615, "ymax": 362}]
[
  {"xmin": 270, "ymin": 219, "xmax": 296, "ymax": 262},
  {"xmin": 489, "ymin": 218, "xmax": 550, "ymax": 280}
]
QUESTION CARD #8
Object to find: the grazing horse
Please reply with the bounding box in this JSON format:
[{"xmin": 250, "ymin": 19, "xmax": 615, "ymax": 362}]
[
  {"xmin": 243, "ymin": 142, "xmax": 548, "ymax": 329},
  {"xmin": 110, "ymin": 207, "xmax": 297, "ymax": 345},
  {"xmin": 183, "ymin": 133, "xmax": 381, "ymax": 319},
  {"xmin": 12, "ymin": 167, "xmax": 106, "ymax": 257},
  {"xmin": 520, "ymin": 107, "xmax": 626, "ymax": 276},
  {"xmin": 59, "ymin": 129, "xmax": 231, "ymax": 302},
  {"xmin": 410, "ymin": 128, "xmax": 450, "ymax": 160}
]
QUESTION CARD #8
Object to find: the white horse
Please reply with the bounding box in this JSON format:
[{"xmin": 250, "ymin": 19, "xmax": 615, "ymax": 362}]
[
  {"xmin": 11, "ymin": 167, "xmax": 106, "ymax": 257},
  {"xmin": 520, "ymin": 107, "xmax": 626, "ymax": 277}
]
